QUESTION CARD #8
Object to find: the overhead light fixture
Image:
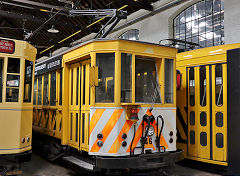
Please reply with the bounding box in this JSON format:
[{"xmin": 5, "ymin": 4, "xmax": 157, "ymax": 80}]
[{"xmin": 47, "ymin": 25, "xmax": 59, "ymax": 33}]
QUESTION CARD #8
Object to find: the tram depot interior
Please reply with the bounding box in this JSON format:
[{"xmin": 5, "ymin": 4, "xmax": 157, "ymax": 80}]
[{"xmin": 2, "ymin": 0, "xmax": 240, "ymax": 175}]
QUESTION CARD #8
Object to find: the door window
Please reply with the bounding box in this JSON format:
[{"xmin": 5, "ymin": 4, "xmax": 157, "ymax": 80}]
[
  {"xmin": 200, "ymin": 66, "xmax": 206, "ymax": 106},
  {"xmin": 215, "ymin": 64, "xmax": 223, "ymax": 106},
  {"xmin": 189, "ymin": 67, "xmax": 195, "ymax": 106}
]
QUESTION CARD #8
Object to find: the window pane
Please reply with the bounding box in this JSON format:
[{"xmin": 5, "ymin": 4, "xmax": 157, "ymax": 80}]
[
  {"xmin": 121, "ymin": 53, "xmax": 132, "ymax": 103},
  {"xmin": 215, "ymin": 64, "xmax": 223, "ymax": 106},
  {"xmin": 6, "ymin": 75, "xmax": 19, "ymax": 88},
  {"xmin": 135, "ymin": 57, "xmax": 161, "ymax": 103},
  {"xmin": 0, "ymin": 59, "xmax": 2, "ymax": 102},
  {"xmin": 173, "ymin": 0, "xmax": 224, "ymax": 50},
  {"xmin": 189, "ymin": 68, "xmax": 195, "ymax": 106},
  {"xmin": 119, "ymin": 29, "xmax": 139, "ymax": 40},
  {"xmin": 24, "ymin": 60, "xmax": 33, "ymax": 102},
  {"xmin": 43, "ymin": 74, "xmax": 49, "ymax": 105},
  {"xmin": 38, "ymin": 76, "xmax": 42, "ymax": 105},
  {"xmin": 165, "ymin": 59, "xmax": 174, "ymax": 103},
  {"xmin": 6, "ymin": 88, "xmax": 19, "ymax": 102},
  {"xmin": 200, "ymin": 66, "xmax": 206, "ymax": 106},
  {"xmin": 33, "ymin": 78, "xmax": 37, "ymax": 105},
  {"xmin": 50, "ymin": 72, "xmax": 56, "ymax": 106},
  {"xmin": 59, "ymin": 70, "xmax": 62, "ymax": 105},
  {"xmin": 96, "ymin": 53, "xmax": 115, "ymax": 103},
  {"xmin": 8, "ymin": 58, "xmax": 20, "ymax": 73}
]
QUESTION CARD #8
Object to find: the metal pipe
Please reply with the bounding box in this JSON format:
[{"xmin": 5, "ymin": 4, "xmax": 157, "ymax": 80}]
[{"xmin": 111, "ymin": 0, "xmax": 187, "ymax": 33}]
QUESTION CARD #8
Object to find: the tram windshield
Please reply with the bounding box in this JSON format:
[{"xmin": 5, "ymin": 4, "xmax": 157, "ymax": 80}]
[{"xmin": 135, "ymin": 57, "xmax": 161, "ymax": 103}]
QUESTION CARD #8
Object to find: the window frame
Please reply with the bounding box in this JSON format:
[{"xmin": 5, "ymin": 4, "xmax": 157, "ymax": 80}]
[
  {"xmin": 5, "ymin": 57, "xmax": 21, "ymax": 103},
  {"xmin": 173, "ymin": 0, "xmax": 224, "ymax": 50}
]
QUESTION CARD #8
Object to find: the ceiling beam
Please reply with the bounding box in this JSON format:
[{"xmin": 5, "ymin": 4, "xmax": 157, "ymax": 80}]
[
  {"xmin": 3, "ymin": 0, "xmax": 69, "ymax": 12},
  {"xmin": 0, "ymin": 10, "xmax": 75, "ymax": 28}
]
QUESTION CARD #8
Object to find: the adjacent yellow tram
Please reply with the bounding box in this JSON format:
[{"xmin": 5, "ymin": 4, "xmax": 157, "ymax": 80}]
[
  {"xmin": 0, "ymin": 38, "xmax": 36, "ymax": 173},
  {"xmin": 33, "ymin": 39, "xmax": 182, "ymax": 171},
  {"xmin": 176, "ymin": 43, "xmax": 240, "ymax": 173}
]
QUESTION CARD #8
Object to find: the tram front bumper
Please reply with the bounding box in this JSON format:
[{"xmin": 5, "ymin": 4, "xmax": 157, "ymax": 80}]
[
  {"xmin": 0, "ymin": 150, "xmax": 32, "ymax": 165},
  {"xmin": 95, "ymin": 149, "xmax": 183, "ymax": 170}
]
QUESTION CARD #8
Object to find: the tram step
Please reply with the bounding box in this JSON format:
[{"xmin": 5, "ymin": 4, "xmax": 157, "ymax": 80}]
[{"xmin": 62, "ymin": 156, "xmax": 94, "ymax": 171}]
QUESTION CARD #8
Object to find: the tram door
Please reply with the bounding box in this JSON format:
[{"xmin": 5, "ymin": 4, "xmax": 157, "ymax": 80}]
[
  {"xmin": 187, "ymin": 64, "xmax": 226, "ymax": 162},
  {"xmin": 69, "ymin": 60, "xmax": 91, "ymax": 151},
  {"xmin": 69, "ymin": 63, "xmax": 81, "ymax": 148}
]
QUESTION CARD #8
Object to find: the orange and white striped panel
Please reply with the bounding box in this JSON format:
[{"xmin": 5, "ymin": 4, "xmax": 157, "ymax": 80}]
[{"xmin": 89, "ymin": 107, "xmax": 176, "ymax": 156}]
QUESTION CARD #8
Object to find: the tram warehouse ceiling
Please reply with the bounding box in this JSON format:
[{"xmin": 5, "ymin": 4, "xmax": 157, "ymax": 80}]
[{"xmin": 0, "ymin": 0, "xmax": 157, "ymax": 57}]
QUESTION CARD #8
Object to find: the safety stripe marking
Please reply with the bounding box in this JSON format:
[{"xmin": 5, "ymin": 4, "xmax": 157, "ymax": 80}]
[
  {"xmin": 126, "ymin": 120, "xmax": 145, "ymax": 153},
  {"xmin": 89, "ymin": 109, "xmax": 105, "ymax": 135},
  {"xmin": 90, "ymin": 109, "xmax": 124, "ymax": 152},
  {"xmin": 152, "ymin": 120, "xmax": 169, "ymax": 149},
  {"xmin": 108, "ymin": 120, "xmax": 133, "ymax": 153}
]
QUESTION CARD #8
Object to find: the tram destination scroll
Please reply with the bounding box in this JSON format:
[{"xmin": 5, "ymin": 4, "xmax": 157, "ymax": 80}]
[{"xmin": 35, "ymin": 55, "xmax": 62, "ymax": 76}]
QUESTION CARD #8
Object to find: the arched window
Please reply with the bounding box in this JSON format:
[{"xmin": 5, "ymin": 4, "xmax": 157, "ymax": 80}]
[
  {"xmin": 174, "ymin": 0, "xmax": 224, "ymax": 50},
  {"xmin": 119, "ymin": 29, "xmax": 139, "ymax": 40}
]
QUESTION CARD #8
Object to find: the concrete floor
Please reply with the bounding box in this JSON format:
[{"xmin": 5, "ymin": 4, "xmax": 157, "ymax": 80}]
[{"xmin": 22, "ymin": 154, "xmax": 221, "ymax": 176}]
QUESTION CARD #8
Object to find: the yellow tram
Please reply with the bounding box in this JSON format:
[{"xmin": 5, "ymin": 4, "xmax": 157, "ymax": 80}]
[
  {"xmin": 0, "ymin": 38, "xmax": 36, "ymax": 171},
  {"xmin": 33, "ymin": 39, "xmax": 182, "ymax": 171},
  {"xmin": 176, "ymin": 43, "xmax": 240, "ymax": 173}
]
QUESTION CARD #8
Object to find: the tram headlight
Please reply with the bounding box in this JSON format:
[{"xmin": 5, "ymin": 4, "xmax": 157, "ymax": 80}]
[
  {"xmin": 22, "ymin": 138, "xmax": 25, "ymax": 143},
  {"xmin": 145, "ymin": 125, "xmax": 154, "ymax": 136}
]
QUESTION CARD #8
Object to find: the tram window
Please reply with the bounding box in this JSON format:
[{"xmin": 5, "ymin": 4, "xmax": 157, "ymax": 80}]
[
  {"xmin": 216, "ymin": 133, "xmax": 224, "ymax": 148},
  {"xmin": 50, "ymin": 72, "xmax": 56, "ymax": 106},
  {"xmin": 37, "ymin": 76, "xmax": 42, "ymax": 105},
  {"xmin": 43, "ymin": 74, "xmax": 49, "ymax": 105},
  {"xmin": 24, "ymin": 60, "xmax": 33, "ymax": 102},
  {"xmin": 200, "ymin": 66, "xmax": 206, "ymax": 107},
  {"xmin": 7, "ymin": 58, "xmax": 20, "ymax": 73},
  {"xmin": 200, "ymin": 132, "xmax": 207, "ymax": 146},
  {"xmin": 33, "ymin": 78, "xmax": 37, "ymax": 105},
  {"xmin": 189, "ymin": 68, "xmax": 195, "ymax": 106},
  {"xmin": 59, "ymin": 70, "xmax": 62, "ymax": 105},
  {"xmin": 135, "ymin": 57, "xmax": 161, "ymax": 103},
  {"xmin": 165, "ymin": 59, "xmax": 174, "ymax": 103},
  {"xmin": 6, "ymin": 75, "xmax": 20, "ymax": 102},
  {"xmin": 215, "ymin": 65, "xmax": 223, "ymax": 106},
  {"xmin": 121, "ymin": 53, "xmax": 132, "ymax": 103},
  {"xmin": 6, "ymin": 58, "xmax": 20, "ymax": 102},
  {"xmin": 0, "ymin": 59, "xmax": 3, "ymax": 102},
  {"xmin": 96, "ymin": 53, "xmax": 115, "ymax": 103}
]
